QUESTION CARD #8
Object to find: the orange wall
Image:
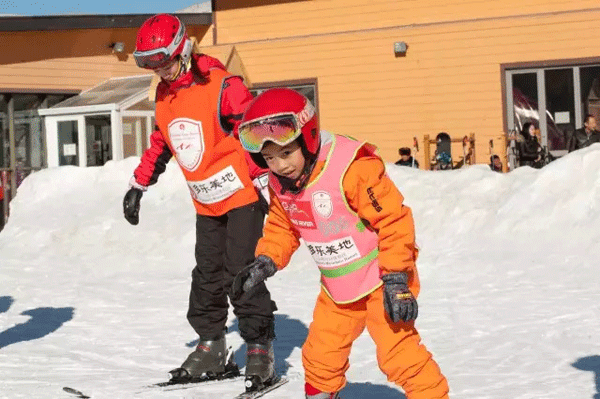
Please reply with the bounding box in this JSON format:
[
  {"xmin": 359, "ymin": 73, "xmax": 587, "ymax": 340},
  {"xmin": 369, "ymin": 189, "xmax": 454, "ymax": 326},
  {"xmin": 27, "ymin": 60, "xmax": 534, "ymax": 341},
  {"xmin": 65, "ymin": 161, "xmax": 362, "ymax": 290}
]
[
  {"xmin": 209, "ymin": 0, "xmax": 600, "ymax": 163},
  {"xmin": 3, "ymin": 3, "xmax": 600, "ymax": 166},
  {"xmin": 0, "ymin": 25, "xmax": 210, "ymax": 92}
]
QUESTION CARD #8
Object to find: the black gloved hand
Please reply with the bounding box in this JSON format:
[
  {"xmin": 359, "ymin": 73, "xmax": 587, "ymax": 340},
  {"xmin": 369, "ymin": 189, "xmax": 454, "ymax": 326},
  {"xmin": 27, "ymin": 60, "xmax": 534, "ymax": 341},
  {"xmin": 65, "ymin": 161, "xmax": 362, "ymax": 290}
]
[
  {"xmin": 232, "ymin": 255, "xmax": 277, "ymax": 299},
  {"xmin": 123, "ymin": 187, "xmax": 143, "ymax": 225},
  {"xmin": 382, "ymin": 272, "xmax": 418, "ymax": 323}
]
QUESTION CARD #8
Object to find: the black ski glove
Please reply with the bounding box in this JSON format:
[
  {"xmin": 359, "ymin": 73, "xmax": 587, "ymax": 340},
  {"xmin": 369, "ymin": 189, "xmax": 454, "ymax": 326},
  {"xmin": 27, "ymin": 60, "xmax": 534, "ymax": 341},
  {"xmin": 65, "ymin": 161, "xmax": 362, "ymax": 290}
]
[
  {"xmin": 232, "ymin": 255, "xmax": 277, "ymax": 299},
  {"xmin": 382, "ymin": 272, "xmax": 418, "ymax": 323},
  {"xmin": 123, "ymin": 187, "xmax": 143, "ymax": 225}
]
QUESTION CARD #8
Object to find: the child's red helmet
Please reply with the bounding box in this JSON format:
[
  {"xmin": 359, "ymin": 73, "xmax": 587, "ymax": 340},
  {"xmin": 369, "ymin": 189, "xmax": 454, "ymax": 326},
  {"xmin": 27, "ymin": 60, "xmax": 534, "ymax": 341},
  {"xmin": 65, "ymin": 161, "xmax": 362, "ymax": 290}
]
[
  {"xmin": 133, "ymin": 14, "xmax": 192, "ymax": 70},
  {"xmin": 239, "ymin": 88, "xmax": 319, "ymax": 168}
]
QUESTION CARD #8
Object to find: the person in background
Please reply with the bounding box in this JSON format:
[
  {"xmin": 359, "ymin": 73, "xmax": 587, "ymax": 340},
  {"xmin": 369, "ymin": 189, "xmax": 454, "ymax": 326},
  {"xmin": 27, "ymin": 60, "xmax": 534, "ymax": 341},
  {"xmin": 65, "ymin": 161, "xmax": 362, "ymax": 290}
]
[
  {"xmin": 394, "ymin": 147, "xmax": 419, "ymax": 168},
  {"xmin": 489, "ymin": 154, "xmax": 503, "ymax": 172},
  {"xmin": 233, "ymin": 88, "xmax": 449, "ymax": 399},
  {"xmin": 517, "ymin": 122, "xmax": 544, "ymax": 168},
  {"xmin": 568, "ymin": 114, "xmax": 600, "ymax": 152},
  {"xmin": 122, "ymin": 14, "xmax": 276, "ymax": 391}
]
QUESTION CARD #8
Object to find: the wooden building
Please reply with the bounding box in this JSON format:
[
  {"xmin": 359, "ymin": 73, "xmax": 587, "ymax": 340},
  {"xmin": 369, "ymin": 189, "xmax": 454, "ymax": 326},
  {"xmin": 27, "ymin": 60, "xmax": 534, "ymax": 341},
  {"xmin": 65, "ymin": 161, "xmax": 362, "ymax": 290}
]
[
  {"xmin": 205, "ymin": 1, "xmax": 600, "ymax": 168},
  {"xmin": 2, "ymin": 1, "xmax": 600, "ymax": 209}
]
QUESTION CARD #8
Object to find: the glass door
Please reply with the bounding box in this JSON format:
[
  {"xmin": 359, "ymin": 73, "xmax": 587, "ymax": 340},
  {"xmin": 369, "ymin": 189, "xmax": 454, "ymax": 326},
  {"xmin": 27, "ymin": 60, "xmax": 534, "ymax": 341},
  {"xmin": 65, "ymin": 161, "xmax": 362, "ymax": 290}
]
[
  {"xmin": 544, "ymin": 68, "xmax": 574, "ymax": 152},
  {"xmin": 510, "ymin": 71, "xmax": 540, "ymax": 136},
  {"xmin": 57, "ymin": 119, "xmax": 79, "ymax": 166},
  {"xmin": 579, "ymin": 66, "xmax": 600, "ymax": 125},
  {"xmin": 44, "ymin": 115, "xmax": 84, "ymax": 167},
  {"xmin": 85, "ymin": 115, "xmax": 112, "ymax": 166}
]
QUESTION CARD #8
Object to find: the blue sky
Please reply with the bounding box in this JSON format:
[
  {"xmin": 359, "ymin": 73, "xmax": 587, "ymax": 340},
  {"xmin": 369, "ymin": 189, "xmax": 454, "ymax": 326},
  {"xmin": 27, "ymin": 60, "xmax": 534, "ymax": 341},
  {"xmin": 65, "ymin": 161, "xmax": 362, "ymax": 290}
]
[{"xmin": 0, "ymin": 1, "xmax": 209, "ymax": 16}]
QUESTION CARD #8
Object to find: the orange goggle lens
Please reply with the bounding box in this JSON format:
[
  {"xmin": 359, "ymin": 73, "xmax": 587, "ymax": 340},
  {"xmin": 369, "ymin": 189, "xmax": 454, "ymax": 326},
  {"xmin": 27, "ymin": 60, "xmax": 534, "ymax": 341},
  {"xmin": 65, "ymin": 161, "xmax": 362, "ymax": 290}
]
[{"xmin": 239, "ymin": 114, "xmax": 301, "ymax": 153}]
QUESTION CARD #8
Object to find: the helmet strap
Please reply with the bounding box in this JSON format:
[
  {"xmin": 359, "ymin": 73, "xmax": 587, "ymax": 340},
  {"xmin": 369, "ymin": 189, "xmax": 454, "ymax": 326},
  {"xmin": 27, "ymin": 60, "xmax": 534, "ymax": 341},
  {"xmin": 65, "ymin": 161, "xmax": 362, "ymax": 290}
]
[{"xmin": 164, "ymin": 56, "xmax": 188, "ymax": 82}]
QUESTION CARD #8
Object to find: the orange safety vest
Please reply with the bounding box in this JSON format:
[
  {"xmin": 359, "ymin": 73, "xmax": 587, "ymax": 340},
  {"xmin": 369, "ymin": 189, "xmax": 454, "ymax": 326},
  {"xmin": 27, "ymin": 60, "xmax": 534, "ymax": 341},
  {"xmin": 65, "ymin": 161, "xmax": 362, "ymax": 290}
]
[{"xmin": 155, "ymin": 68, "xmax": 258, "ymax": 216}]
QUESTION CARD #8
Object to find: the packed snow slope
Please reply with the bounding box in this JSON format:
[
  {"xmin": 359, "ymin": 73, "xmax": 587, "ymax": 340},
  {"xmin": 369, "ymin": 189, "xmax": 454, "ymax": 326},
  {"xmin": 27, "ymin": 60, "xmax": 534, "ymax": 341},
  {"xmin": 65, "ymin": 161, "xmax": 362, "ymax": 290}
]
[{"xmin": 1, "ymin": 144, "xmax": 600, "ymax": 399}]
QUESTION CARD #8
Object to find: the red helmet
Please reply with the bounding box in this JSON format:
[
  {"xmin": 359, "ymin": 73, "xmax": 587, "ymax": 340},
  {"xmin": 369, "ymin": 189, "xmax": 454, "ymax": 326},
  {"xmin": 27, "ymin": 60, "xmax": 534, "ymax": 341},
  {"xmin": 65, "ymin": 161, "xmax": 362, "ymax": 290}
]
[
  {"xmin": 133, "ymin": 14, "xmax": 192, "ymax": 70},
  {"xmin": 239, "ymin": 88, "xmax": 319, "ymax": 168}
]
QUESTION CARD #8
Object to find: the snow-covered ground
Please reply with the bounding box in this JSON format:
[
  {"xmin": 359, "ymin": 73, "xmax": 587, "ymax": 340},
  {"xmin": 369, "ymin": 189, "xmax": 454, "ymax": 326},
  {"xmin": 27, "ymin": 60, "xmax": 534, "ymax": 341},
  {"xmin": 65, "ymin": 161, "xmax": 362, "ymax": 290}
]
[{"xmin": 2, "ymin": 144, "xmax": 600, "ymax": 399}]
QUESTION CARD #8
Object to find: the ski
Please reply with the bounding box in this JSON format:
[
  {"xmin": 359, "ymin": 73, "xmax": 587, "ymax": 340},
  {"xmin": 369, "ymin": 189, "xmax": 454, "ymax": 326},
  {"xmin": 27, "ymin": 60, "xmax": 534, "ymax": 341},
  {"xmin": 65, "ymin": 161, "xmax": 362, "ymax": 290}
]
[
  {"xmin": 154, "ymin": 374, "xmax": 244, "ymax": 391},
  {"xmin": 149, "ymin": 349, "xmax": 241, "ymax": 391},
  {"xmin": 149, "ymin": 364, "xmax": 242, "ymax": 391},
  {"xmin": 233, "ymin": 376, "xmax": 289, "ymax": 399},
  {"xmin": 62, "ymin": 387, "xmax": 90, "ymax": 398}
]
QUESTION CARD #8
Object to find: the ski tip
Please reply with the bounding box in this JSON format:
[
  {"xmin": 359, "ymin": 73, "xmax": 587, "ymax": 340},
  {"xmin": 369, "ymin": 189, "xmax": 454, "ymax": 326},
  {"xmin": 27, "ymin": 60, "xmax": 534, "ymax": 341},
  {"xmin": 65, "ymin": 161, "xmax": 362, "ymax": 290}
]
[{"xmin": 63, "ymin": 387, "xmax": 91, "ymax": 398}]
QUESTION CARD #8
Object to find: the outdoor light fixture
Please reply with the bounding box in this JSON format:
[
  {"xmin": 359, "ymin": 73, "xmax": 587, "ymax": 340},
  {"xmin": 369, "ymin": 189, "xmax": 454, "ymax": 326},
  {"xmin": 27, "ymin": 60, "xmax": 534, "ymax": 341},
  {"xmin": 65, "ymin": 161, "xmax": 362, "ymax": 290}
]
[
  {"xmin": 394, "ymin": 41, "xmax": 408, "ymax": 57},
  {"xmin": 110, "ymin": 42, "xmax": 125, "ymax": 53}
]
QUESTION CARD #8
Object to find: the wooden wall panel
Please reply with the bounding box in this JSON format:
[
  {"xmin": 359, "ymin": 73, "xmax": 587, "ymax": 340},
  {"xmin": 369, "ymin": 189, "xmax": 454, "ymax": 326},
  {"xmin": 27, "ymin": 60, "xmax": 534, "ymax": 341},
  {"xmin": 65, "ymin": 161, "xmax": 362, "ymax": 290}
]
[
  {"xmin": 0, "ymin": 24, "xmax": 209, "ymax": 92},
  {"xmin": 215, "ymin": 0, "xmax": 600, "ymax": 44},
  {"xmin": 207, "ymin": 6, "xmax": 600, "ymax": 162}
]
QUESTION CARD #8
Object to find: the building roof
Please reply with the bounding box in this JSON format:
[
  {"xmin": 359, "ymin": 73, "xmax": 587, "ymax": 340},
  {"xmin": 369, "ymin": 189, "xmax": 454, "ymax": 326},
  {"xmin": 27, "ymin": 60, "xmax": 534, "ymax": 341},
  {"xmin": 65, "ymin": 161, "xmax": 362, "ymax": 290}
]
[
  {"xmin": 0, "ymin": 13, "xmax": 212, "ymax": 32},
  {"xmin": 38, "ymin": 74, "xmax": 155, "ymax": 116}
]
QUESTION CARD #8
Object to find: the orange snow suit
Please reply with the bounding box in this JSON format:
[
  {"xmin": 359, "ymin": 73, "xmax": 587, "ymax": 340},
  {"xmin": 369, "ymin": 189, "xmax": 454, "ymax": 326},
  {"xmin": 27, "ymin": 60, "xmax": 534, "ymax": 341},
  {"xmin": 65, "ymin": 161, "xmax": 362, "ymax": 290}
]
[{"xmin": 256, "ymin": 140, "xmax": 449, "ymax": 398}]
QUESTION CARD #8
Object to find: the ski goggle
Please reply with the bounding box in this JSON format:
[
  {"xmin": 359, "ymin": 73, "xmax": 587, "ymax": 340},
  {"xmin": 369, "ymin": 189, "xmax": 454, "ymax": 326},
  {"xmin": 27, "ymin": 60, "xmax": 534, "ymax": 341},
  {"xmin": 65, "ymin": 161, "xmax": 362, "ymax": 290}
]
[
  {"xmin": 239, "ymin": 113, "xmax": 302, "ymax": 153},
  {"xmin": 133, "ymin": 24, "xmax": 185, "ymax": 69},
  {"xmin": 133, "ymin": 48, "xmax": 174, "ymax": 69}
]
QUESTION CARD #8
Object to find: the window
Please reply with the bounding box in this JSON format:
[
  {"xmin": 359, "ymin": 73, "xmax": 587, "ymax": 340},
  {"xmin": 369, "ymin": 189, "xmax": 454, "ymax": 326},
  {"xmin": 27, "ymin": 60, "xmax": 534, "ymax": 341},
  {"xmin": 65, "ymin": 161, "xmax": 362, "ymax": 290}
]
[{"xmin": 506, "ymin": 63, "xmax": 600, "ymax": 156}]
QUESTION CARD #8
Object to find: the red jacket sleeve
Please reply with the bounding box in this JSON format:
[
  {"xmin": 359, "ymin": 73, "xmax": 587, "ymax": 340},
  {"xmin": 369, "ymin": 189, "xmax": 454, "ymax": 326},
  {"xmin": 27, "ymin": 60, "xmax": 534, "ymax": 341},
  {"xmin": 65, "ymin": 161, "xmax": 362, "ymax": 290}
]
[
  {"xmin": 132, "ymin": 129, "xmax": 173, "ymax": 188},
  {"xmin": 219, "ymin": 75, "xmax": 253, "ymax": 138},
  {"xmin": 219, "ymin": 74, "xmax": 268, "ymax": 179},
  {"xmin": 195, "ymin": 53, "xmax": 226, "ymax": 74}
]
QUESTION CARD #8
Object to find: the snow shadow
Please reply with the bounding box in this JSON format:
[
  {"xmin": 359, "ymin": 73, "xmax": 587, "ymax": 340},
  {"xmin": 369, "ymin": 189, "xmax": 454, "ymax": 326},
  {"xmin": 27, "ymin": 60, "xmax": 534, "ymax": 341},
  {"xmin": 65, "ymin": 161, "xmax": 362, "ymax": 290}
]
[
  {"xmin": 0, "ymin": 296, "xmax": 13, "ymax": 313},
  {"xmin": 187, "ymin": 313, "xmax": 308, "ymax": 375},
  {"xmin": 0, "ymin": 306, "xmax": 74, "ymax": 349},
  {"xmin": 342, "ymin": 382, "xmax": 406, "ymax": 399},
  {"xmin": 572, "ymin": 355, "xmax": 600, "ymax": 399}
]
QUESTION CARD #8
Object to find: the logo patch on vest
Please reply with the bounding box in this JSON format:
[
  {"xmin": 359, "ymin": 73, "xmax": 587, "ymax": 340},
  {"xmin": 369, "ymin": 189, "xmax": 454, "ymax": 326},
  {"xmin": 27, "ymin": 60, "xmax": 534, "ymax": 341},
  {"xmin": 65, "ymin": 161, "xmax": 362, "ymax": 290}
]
[
  {"xmin": 280, "ymin": 200, "xmax": 317, "ymax": 229},
  {"xmin": 305, "ymin": 236, "xmax": 361, "ymax": 267},
  {"xmin": 312, "ymin": 191, "xmax": 333, "ymax": 219},
  {"xmin": 319, "ymin": 218, "xmax": 352, "ymax": 237},
  {"xmin": 168, "ymin": 118, "xmax": 204, "ymax": 172}
]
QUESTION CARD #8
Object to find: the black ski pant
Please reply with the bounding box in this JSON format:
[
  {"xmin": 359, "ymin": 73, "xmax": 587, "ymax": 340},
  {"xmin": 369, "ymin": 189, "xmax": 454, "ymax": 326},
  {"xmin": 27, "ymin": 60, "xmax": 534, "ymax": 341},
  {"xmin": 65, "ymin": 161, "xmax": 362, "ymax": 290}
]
[{"xmin": 187, "ymin": 200, "xmax": 276, "ymax": 344}]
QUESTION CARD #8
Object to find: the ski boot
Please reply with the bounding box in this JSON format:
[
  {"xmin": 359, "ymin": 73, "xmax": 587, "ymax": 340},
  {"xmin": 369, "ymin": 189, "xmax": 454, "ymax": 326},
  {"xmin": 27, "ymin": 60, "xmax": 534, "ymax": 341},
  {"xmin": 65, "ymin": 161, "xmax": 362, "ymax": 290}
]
[
  {"xmin": 244, "ymin": 341, "xmax": 276, "ymax": 392},
  {"xmin": 168, "ymin": 336, "xmax": 239, "ymax": 383},
  {"xmin": 306, "ymin": 393, "xmax": 341, "ymax": 399},
  {"xmin": 305, "ymin": 382, "xmax": 341, "ymax": 399}
]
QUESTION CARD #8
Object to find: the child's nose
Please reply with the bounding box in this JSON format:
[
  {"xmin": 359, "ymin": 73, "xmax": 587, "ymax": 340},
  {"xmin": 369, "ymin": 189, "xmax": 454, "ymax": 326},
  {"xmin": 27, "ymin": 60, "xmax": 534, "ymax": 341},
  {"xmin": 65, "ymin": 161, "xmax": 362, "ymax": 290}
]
[{"xmin": 273, "ymin": 158, "xmax": 285, "ymax": 170}]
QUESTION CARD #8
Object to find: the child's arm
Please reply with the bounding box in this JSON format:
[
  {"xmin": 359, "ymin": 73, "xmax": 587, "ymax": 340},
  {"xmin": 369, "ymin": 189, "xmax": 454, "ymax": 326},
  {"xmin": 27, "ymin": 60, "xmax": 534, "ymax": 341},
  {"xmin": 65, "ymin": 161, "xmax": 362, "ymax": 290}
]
[
  {"xmin": 343, "ymin": 156, "xmax": 418, "ymax": 277},
  {"xmin": 255, "ymin": 189, "xmax": 302, "ymax": 270}
]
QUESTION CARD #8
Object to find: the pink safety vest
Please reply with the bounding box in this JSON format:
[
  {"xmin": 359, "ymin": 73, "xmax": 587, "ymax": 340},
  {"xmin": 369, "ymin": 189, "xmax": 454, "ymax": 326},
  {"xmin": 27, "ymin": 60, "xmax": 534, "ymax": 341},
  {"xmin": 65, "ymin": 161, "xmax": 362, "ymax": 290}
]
[{"xmin": 270, "ymin": 133, "xmax": 382, "ymax": 304}]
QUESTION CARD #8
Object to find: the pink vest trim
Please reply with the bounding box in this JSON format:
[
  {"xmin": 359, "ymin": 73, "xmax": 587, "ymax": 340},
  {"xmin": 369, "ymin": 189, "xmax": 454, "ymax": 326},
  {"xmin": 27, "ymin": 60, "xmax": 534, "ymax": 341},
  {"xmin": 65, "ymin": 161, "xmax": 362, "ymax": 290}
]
[{"xmin": 271, "ymin": 133, "xmax": 382, "ymax": 304}]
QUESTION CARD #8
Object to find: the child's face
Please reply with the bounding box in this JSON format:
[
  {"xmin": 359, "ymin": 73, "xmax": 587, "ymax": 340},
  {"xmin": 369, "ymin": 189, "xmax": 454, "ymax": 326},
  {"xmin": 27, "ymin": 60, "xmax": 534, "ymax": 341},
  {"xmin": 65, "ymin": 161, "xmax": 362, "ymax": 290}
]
[
  {"xmin": 260, "ymin": 140, "xmax": 306, "ymax": 180},
  {"xmin": 153, "ymin": 59, "xmax": 179, "ymax": 81}
]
